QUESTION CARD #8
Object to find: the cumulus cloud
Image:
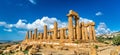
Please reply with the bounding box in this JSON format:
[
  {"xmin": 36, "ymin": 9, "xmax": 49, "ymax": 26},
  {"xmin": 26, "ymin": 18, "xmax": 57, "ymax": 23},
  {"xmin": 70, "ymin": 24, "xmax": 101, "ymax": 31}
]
[
  {"xmin": 29, "ymin": 0, "xmax": 36, "ymax": 4},
  {"xmin": 15, "ymin": 19, "xmax": 27, "ymax": 28},
  {"xmin": 96, "ymin": 12, "xmax": 102, "ymax": 16},
  {"xmin": 0, "ymin": 16, "xmax": 94, "ymax": 33},
  {"xmin": 18, "ymin": 31, "xmax": 26, "ymax": 34},
  {"xmin": 80, "ymin": 17, "xmax": 93, "ymax": 23},
  {"xmin": 25, "ymin": 17, "xmax": 67, "ymax": 31},
  {"xmin": 96, "ymin": 22, "xmax": 111, "ymax": 35},
  {"xmin": 3, "ymin": 29, "xmax": 12, "ymax": 32},
  {"xmin": 0, "ymin": 21, "xmax": 6, "ymax": 26}
]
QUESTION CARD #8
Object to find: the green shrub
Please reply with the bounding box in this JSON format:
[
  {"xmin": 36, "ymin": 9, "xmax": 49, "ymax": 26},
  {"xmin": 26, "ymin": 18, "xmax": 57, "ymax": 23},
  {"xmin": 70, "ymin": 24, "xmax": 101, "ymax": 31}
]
[
  {"xmin": 23, "ymin": 50, "xmax": 28, "ymax": 54},
  {"xmin": 112, "ymin": 35, "xmax": 120, "ymax": 45},
  {"xmin": 94, "ymin": 45, "xmax": 98, "ymax": 49}
]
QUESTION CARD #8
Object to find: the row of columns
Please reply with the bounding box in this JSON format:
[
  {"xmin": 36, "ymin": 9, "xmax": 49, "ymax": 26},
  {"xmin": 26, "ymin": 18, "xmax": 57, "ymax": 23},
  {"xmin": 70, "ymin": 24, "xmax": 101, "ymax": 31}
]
[
  {"xmin": 25, "ymin": 22, "xmax": 96, "ymax": 42},
  {"xmin": 24, "ymin": 10, "xmax": 96, "ymax": 43}
]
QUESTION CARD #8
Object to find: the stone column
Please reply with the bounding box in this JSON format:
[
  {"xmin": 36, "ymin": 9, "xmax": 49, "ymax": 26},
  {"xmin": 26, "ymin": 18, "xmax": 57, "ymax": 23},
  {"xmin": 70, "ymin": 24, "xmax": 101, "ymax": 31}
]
[
  {"xmin": 34, "ymin": 28, "xmax": 37, "ymax": 40},
  {"xmin": 44, "ymin": 25, "xmax": 47, "ymax": 40},
  {"xmin": 79, "ymin": 23, "xmax": 82, "ymax": 40},
  {"xmin": 30, "ymin": 30, "xmax": 32, "ymax": 40},
  {"xmin": 53, "ymin": 22, "xmax": 58, "ymax": 40},
  {"xmin": 32, "ymin": 34, "xmax": 34, "ymax": 40},
  {"xmin": 91, "ymin": 22, "xmax": 96, "ymax": 41},
  {"xmin": 89, "ymin": 23, "xmax": 93, "ymax": 41},
  {"xmin": 25, "ymin": 31, "xmax": 29, "ymax": 40},
  {"xmin": 84, "ymin": 24, "xmax": 88, "ymax": 41},
  {"xmin": 40, "ymin": 33, "xmax": 43, "ymax": 39},
  {"xmin": 60, "ymin": 28, "xmax": 64, "ymax": 42},
  {"xmin": 73, "ymin": 28, "xmax": 75, "ymax": 40},
  {"xmin": 81, "ymin": 22, "xmax": 85, "ymax": 41},
  {"xmin": 76, "ymin": 20, "xmax": 80, "ymax": 40},
  {"xmin": 68, "ymin": 15, "xmax": 73, "ymax": 42},
  {"xmin": 38, "ymin": 32, "xmax": 40, "ymax": 40}
]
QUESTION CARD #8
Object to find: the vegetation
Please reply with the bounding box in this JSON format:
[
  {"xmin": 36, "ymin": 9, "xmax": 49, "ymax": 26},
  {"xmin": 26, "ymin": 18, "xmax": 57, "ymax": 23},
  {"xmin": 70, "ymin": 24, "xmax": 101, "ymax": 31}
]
[
  {"xmin": 97, "ymin": 36, "xmax": 113, "ymax": 44},
  {"xmin": 94, "ymin": 45, "xmax": 98, "ymax": 49},
  {"xmin": 112, "ymin": 35, "xmax": 120, "ymax": 45},
  {"xmin": 97, "ymin": 35, "xmax": 120, "ymax": 45},
  {"xmin": 23, "ymin": 50, "xmax": 28, "ymax": 54}
]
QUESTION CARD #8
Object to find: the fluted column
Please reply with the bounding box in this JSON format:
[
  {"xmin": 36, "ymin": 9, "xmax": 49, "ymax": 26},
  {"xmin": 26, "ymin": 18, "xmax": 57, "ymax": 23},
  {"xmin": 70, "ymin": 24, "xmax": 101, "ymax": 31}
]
[
  {"xmin": 44, "ymin": 25, "xmax": 47, "ymax": 40},
  {"xmin": 34, "ymin": 28, "xmax": 37, "ymax": 40},
  {"xmin": 30, "ymin": 30, "xmax": 32, "ymax": 40},
  {"xmin": 40, "ymin": 33, "xmax": 43, "ymax": 39},
  {"xmin": 79, "ymin": 23, "xmax": 82, "ymax": 40},
  {"xmin": 60, "ymin": 28, "xmax": 64, "ymax": 42},
  {"xmin": 91, "ymin": 22, "xmax": 96, "ymax": 41},
  {"xmin": 84, "ymin": 24, "xmax": 88, "ymax": 41},
  {"xmin": 53, "ymin": 22, "xmax": 58, "ymax": 40},
  {"xmin": 68, "ymin": 15, "xmax": 73, "ymax": 42},
  {"xmin": 81, "ymin": 22, "xmax": 85, "ymax": 41},
  {"xmin": 76, "ymin": 20, "xmax": 80, "ymax": 40},
  {"xmin": 25, "ymin": 31, "xmax": 29, "ymax": 41},
  {"xmin": 89, "ymin": 23, "xmax": 93, "ymax": 41}
]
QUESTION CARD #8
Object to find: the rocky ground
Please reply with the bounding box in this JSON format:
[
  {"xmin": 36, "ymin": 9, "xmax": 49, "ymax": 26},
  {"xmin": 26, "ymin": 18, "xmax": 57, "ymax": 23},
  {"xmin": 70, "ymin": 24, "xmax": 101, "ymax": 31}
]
[{"xmin": 0, "ymin": 42, "xmax": 120, "ymax": 55}]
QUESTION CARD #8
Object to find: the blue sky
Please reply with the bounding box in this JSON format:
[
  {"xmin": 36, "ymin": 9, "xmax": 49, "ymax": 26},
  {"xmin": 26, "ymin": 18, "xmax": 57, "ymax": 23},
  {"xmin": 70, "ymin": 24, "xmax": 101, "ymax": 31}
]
[{"xmin": 0, "ymin": 0, "xmax": 120, "ymax": 40}]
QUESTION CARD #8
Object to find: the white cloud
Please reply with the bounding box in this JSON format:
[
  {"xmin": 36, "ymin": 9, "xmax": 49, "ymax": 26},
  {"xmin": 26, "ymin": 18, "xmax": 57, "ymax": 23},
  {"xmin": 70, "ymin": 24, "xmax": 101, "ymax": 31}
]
[
  {"xmin": 0, "ymin": 16, "xmax": 94, "ymax": 33},
  {"xmin": 0, "ymin": 21, "xmax": 6, "ymax": 26},
  {"xmin": 29, "ymin": 0, "xmax": 36, "ymax": 4},
  {"xmin": 96, "ymin": 22, "xmax": 111, "ymax": 35},
  {"xmin": 3, "ymin": 29, "xmax": 12, "ymax": 32},
  {"xmin": 79, "ymin": 17, "xmax": 93, "ymax": 23},
  {"xmin": 96, "ymin": 12, "xmax": 102, "ymax": 16},
  {"xmin": 26, "ymin": 16, "xmax": 67, "ymax": 31},
  {"xmin": 15, "ymin": 19, "xmax": 27, "ymax": 28},
  {"xmin": 18, "ymin": 31, "xmax": 26, "ymax": 34}
]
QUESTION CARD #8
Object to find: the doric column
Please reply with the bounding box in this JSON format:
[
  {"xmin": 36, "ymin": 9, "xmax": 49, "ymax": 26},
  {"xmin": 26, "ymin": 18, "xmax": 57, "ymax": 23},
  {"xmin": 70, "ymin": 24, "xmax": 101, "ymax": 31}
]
[
  {"xmin": 84, "ymin": 24, "xmax": 88, "ymax": 41},
  {"xmin": 76, "ymin": 20, "xmax": 80, "ymax": 40},
  {"xmin": 30, "ymin": 30, "xmax": 32, "ymax": 40},
  {"xmin": 67, "ymin": 15, "xmax": 73, "ymax": 41},
  {"xmin": 34, "ymin": 28, "xmax": 37, "ymax": 40},
  {"xmin": 38, "ymin": 32, "xmax": 40, "ymax": 40},
  {"xmin": 53, "ymin": 22, "xmax": 58, "ymax": 40},
  {"xmin": 60, "ymin": 28, "xmax": 64, "ymax": 41},
  {"xmin": 40, "ymin": 33, "xmax": 43, "ymax": 39},
  {"xmin": 44, "ymin": 25, "xmax": 47, "ymax": 40},
  {"xmin": 89, "ymin": 23, "xmax": 93, "ymax": 41},
  {"xmin": 79, "ymin": 23, "xmax": 82, "ymax": 40},
  {"xmin": 25, "ymin": 31, "xmax": 29, "ymax": 41},
  {"xmin": 32, "ymin": 34, "xmax": 34, "ymax": 40},
  {"xmin": 91, "ymin": 22, "xmax": 96, "ymax": 41},
  {"xmin": 81, "ymin": 22, "xmax": 85, "ymax": 41},
  {"xmin": 73, "ymin": 28, "xmax": 75, "ymax": 40}
]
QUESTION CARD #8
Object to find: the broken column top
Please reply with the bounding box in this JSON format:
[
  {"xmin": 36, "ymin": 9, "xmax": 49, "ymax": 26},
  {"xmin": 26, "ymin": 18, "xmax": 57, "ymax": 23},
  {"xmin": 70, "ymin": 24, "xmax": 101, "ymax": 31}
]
[
  {"xmin": 67, "ymin": 10, "xmax": 79, "ymax": 20},
  {"xmin": 81, "ymin": 22, "xmax": 85, "ymax": 26},
  {"xmin": 90, "ymin": 22, "xmax": 95, "ymax": 26}
]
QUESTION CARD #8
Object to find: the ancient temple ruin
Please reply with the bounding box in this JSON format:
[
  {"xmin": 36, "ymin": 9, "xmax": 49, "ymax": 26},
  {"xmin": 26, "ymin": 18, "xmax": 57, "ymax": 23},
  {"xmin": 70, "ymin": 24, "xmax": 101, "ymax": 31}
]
[{"xmin": 23, "ymin": 10, "xmax": 96, "ymax": 44}]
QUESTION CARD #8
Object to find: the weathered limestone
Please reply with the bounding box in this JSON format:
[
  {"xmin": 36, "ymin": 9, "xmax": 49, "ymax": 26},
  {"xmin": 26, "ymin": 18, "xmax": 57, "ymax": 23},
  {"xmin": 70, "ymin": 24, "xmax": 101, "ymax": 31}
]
[
  {"xmin": 89, "ymin": 23, "xmax": 93, "ymax": 41},
  {"xmin": 60, "ymin": 28, "xmax": 64, "ymax": 42},
  {"xmin": 91, "ymin": 22, "xmax": 96, "ymax": 41},
  {"xmin": 34, "ymin": 28, "xmax": 37, "ymax": 40},
  {"xmin": 53, "ymin": 22, "xmax": 58, "ymax": 40},
  {"xmin": 81, "ymin": 22, "xmax": 85, "ymax": 41},
  {"xmin": 79, "ymin": 23, "xmax": 82, "ymax": 40},
  {"xmin": 84, "ymin": 24, "xmax": 88, "ymax": 41},
  {"xmin": 67, "ymin": 14, "xmax": 73, "ymax": 41},
  {"xmin": 30, "ymin": 31, "xmax": 32, "ymax": 40},
  {"xmin": 44, "ymin": 25, "xmax": 47, "ymax": 40},
  {"xmin": 25, "ymin": 31, "xmax": 29, "ymax": 42},
  {"xmin": 32, "ymin": 34, "xmax": 34, "ymax": 40},
  {"xmin": 76, "ymin": 20, "xmax": 80, "ymax": 40}
]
